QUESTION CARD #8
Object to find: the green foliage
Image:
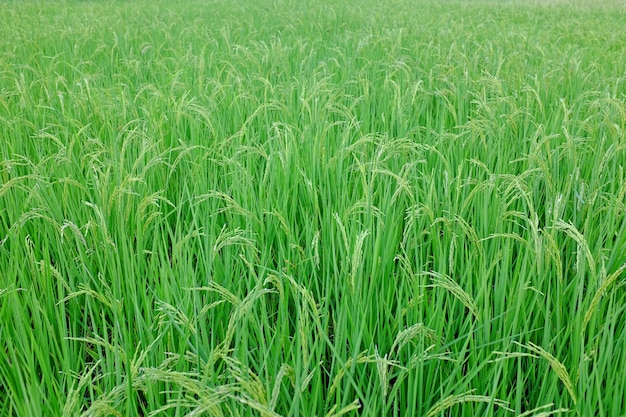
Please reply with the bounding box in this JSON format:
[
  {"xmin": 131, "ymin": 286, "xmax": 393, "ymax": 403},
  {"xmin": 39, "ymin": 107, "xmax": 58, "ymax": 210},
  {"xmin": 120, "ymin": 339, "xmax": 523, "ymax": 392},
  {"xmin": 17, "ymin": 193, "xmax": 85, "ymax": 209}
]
[{"xmin": 1, "ymin": 0, "xmax": 625, "ymax": 415}]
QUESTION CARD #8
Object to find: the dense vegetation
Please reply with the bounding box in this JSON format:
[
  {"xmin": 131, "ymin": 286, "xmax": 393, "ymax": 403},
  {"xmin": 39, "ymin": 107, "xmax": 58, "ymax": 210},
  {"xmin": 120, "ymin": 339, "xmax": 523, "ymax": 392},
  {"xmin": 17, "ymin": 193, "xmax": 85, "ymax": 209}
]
[{"xmin": 1, "ymin": 0, "xmax": 625, "ymax": 415}]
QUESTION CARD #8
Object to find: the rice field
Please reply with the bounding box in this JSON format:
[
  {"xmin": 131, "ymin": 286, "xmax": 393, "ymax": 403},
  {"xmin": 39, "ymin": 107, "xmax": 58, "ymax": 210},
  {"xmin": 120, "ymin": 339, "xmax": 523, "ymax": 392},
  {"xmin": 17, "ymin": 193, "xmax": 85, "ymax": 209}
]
[{"xmin": 1, "ymin": 0, "xmax": 625, "ymax": 416}]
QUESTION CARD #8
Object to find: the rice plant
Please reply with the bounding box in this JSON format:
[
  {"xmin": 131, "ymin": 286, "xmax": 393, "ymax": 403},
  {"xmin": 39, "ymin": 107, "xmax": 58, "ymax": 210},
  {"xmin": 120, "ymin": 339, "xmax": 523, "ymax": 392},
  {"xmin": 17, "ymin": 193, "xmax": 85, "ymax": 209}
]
[{"xmin": 1, "ymin": 0, "xmax": 625, "ymax": 416}]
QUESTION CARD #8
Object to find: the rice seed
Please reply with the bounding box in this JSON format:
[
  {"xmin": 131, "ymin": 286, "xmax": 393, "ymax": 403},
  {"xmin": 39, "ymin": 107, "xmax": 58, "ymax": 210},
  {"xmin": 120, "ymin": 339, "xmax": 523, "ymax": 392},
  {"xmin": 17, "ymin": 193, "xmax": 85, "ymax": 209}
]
[
  {"xmin": 514, "ymin": 341, "xmax": 577, "ymax": 405},
  {"xmin": 425, "ymin": 390, "xmax": 513, "ymax": 417}
]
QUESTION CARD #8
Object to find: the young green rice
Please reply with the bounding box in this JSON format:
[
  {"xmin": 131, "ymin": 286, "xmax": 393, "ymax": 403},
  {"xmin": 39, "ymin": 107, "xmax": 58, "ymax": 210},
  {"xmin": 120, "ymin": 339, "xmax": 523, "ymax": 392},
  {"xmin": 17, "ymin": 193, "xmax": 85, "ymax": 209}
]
[{"xmin": 1, "ymin": 0, "xmax": 625, "ymax": 416}]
